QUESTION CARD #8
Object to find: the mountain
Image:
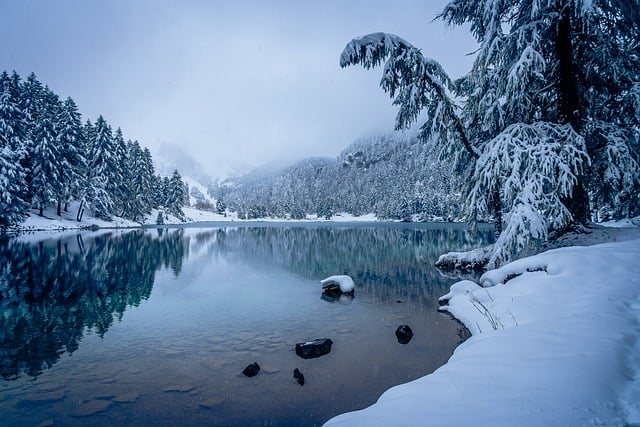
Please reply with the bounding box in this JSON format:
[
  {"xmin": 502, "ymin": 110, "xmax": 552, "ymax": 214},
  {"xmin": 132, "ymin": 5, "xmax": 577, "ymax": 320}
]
[{"xmin": 213, "ymin": 133, "xmax": 461, "ymax": 221}]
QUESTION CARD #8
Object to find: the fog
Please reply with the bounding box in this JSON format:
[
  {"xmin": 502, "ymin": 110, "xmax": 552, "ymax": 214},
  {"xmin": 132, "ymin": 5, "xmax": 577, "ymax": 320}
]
[{"xmin": 0, "ymin": 0, "xmax": 475, "ymax": 176}]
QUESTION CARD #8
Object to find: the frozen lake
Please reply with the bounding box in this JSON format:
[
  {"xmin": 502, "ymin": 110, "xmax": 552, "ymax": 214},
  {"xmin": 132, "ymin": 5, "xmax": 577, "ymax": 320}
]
[{"xmin": 0, "ymin": 223, "xmax": 493, "ymax": 426}]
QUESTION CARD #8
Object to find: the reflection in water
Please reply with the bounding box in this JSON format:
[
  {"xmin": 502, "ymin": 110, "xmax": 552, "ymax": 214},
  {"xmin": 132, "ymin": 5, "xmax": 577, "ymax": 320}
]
[
  {"xmin": 205, "ymin": 224, "xmax": 493, "ymax": 305},
  {"xmin": 0, "ymin": 230, "xmax": 187, "ymax": 380},
  {"xmin": 0, "ymin": 224, "xmax": 493, "ymax": 426}
]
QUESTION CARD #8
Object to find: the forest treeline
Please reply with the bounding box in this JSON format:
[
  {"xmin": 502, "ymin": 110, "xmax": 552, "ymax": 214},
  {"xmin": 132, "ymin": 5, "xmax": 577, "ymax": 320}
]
[
  {"xmin": 0, "ymin": 71, "xmax": 187, "ymax": 233},
  {"xmin": 211, "ymin": 134, "xmax": 462, "ymax": 221}
]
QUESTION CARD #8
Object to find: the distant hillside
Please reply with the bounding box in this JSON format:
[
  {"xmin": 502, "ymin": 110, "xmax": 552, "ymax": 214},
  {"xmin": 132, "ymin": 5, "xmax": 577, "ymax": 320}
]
[{"xmin": 211, "ymin": 134, "xmax": 461, "ymax": 221}]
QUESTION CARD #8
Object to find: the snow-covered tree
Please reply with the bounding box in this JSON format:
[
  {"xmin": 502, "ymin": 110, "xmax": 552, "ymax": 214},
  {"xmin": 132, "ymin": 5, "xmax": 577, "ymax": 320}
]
[
  {"xmin": 165, "ymin": 170, "xmax": 186, "ymax": 219},
  {"xmin": 56, "ymin": 97, "xmax": 85, "ymax": 215},
  {"xmin": 87, "ymin": 115, "xmax": 116, "ymax": 220},
  {"xmin": 340, "ymin": 0, "xmax": 640, "ymax": 266},
  {"xmin": 30, "ymin": 88, "xmax": 62, "ymax": 216},
  {"xmin": 0, "ymin": 77, "xmax": 28, "ymax": 231}
]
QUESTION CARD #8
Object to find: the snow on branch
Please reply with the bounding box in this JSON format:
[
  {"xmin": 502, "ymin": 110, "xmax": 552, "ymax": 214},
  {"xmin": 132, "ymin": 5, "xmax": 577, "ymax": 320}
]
[
  {"xmin": 340, "ymin": 33, "xmax": 477, "ymax": 157},
  {"xmin": 467, "ymin": 122, "xmax": 590, "ymax": 267}
]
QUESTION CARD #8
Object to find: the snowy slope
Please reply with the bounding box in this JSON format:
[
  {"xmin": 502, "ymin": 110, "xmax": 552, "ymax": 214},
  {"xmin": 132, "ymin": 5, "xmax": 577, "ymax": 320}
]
[{"xmin": 325, "ymin": 231, "xmax": 640, "ymax": 426}]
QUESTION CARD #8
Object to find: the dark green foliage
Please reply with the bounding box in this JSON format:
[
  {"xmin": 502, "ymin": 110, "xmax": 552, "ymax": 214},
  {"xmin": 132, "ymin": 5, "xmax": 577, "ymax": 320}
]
[{"xmin": 0, "ymin": 70, "xmax": 182, "ymax": 229}]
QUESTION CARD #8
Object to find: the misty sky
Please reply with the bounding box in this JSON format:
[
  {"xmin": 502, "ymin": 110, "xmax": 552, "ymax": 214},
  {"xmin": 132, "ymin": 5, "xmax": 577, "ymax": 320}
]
[{"xmin": 0, "ymin": 0, "xmax": 476, "ymax": 175}]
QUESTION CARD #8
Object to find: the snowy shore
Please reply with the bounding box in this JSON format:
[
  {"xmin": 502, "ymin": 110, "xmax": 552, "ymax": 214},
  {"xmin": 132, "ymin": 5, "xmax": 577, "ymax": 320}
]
[
  {"xmin": 325, "ymin": 225, "xmax": 640, "ymax": 426},
  {"xmin": 15, "ymin": 204, "xmax": 381, "ymax": 234}
]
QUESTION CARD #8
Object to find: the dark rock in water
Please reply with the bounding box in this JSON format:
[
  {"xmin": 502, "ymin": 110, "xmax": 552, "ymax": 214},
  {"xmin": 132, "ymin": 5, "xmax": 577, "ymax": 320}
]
[
  {"xmin": 395, "ymin": 325, "xmax": 414, "ymax": 344},
  {"xmin": 242, "ymin": 362, "xmax": 261, "ymax": 377},
  {"xmin": 295, "ymin": 338, "xmax": 333, "ymax": 359},
  {"xmin": 293, "ymin": 368, "xmax": 305, "ymax": 386},
  {"xmin": 321, "ymin": 291, "xmax": 354, "ymax": 304},
  {"xmin": 322, "ymin": 284, "xmax": 342, "ymax": 296}
]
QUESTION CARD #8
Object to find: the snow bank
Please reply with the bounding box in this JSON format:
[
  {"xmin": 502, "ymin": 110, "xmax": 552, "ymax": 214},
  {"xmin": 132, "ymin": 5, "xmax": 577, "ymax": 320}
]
[{"xmin": 325, "ymin": 238, "xmax": 640, "ymax": 426}]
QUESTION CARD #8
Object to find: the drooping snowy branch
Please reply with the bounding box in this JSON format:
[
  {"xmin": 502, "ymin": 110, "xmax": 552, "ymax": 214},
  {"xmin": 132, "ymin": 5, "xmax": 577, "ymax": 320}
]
[
  {"xmin": 466, "ymin": 122, "xmax": 590, "ymax": 266},
  {"xmin": 341, "ymin": 32, "xmax": 479, "ymax": 158}
]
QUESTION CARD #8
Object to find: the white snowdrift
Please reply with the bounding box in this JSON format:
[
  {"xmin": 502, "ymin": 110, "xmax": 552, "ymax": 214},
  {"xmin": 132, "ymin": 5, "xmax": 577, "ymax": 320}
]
[
  {"xmin": 325, "ymin": 238, "xmax": 640, "ymax": 426},
  {"xmin": 321, "ymin": 275, "xmax": 355, "ymax": 293}
]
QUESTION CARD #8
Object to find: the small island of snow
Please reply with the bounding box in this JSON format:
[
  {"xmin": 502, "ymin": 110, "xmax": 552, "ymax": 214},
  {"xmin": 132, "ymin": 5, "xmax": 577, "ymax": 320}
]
[{"xmin": 321, "ymin": 275, "xmax": 355, "ymax": 294}]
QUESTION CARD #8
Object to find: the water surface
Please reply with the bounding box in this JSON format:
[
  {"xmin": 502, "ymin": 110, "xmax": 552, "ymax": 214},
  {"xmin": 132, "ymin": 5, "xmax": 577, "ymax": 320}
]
[{"xmin": 0, "ymin": 223, "xmax": 493, "ymax": 426}]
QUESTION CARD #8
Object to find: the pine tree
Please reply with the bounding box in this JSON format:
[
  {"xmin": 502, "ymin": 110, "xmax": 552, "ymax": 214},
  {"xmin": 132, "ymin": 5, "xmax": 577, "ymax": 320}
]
[
  {"xmin": 56, "ymin": 97, "xmax": 85, "ymax": 215},
  {"xmin": 166, "ymin": 170, "xmax": 186, "ymax": 220},
  {"xmin": 111, "ymin": 128, "xmax": 129, "ymax": 217},
  {"xmin": 30, "ymin": 87, "xmax": 63, "ymax": 216},
  {"xmin": 0, "ymin": 76, "xmax": 28, "ymax": 231},
  {"xmin": 340, "ymin": 1, "xmax": 640, "ymax": 266},
  {"xmin": 87, "ymin": 115, "xmax": 116, "ymax": 220}
]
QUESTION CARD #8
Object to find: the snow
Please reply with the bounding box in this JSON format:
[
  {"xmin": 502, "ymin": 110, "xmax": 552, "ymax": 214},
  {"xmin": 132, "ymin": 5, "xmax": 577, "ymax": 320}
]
[
  {"xmin": 325, "ymin": 228, "xmax": 640, "ymax": 426},
  {"xmin": 320, "ymin": 275, "xmax": 355, "ymax": 293}
]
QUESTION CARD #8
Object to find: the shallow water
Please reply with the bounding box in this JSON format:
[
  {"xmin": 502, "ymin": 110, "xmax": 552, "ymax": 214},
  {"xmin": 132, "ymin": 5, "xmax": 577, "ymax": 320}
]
[{"xmin": 0, "ymin": 223, "xmax": 493, "ymax": 426}]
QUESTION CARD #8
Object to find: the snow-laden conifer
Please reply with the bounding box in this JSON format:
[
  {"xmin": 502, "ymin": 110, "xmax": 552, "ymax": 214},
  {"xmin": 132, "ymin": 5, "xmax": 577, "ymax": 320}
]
[{"xmin": 341, "ymin": 0, "xmax": 640, "ymax": 265}]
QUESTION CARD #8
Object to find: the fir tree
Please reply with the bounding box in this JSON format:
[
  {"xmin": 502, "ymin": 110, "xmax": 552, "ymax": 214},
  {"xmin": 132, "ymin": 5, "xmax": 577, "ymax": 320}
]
[
  {"xmin": 0, "ymin": 77, "xmax": 28, "ymax": 231},
  {"xmin": 340, "ymin": 1, "xmax": 640, "ymax": 265},
  {"xmin": 87, "ymin": 115, "xmax": 116, "ymax": 220},
  {"xmin": 30, "ymin": 87, "xmax": 62, "ymax": 216},
  {"xmin": 166, "ymin": 170, "xmax": 186, "ymax": 220},
  {"xmin": 56, "ymin": 97, "xmax": 85, "ymax": 215}
]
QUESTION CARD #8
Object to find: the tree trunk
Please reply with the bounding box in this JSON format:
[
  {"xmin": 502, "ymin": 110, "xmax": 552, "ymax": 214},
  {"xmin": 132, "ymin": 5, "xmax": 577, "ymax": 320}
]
[
  {"xmin": 491, "ymin": 183, "xmax": 502, "ymax": 239},
  {"xmin": 57, "ymin": 199, "xmax": 61, "ymax": 216},
  {"xmin": 556, "ymin": 2, "xmax": 591, "ymax": 225},
  {"xmin": 76, "ymin": 200, "xmax": 85, "ymax": 221}
]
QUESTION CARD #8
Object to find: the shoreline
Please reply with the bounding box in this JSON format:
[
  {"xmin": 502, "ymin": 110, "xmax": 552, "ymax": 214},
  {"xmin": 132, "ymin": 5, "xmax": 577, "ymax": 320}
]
[{"xmin": 325, "ymin": 227, "xmax": 640, "ymax": 426}]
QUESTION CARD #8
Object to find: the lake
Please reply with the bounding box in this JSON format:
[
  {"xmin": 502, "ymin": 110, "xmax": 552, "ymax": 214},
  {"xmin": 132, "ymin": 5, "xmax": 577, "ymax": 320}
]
[{"xmin": 0, "ymin": 222, "xmax": 493, "ymax": 426}]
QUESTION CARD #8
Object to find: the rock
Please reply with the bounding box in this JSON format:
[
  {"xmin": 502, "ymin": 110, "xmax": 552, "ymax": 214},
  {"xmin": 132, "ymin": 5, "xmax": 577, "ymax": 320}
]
[
  {"xmin": 293, "ymin": 368, "xmax": 305, "ymax": 386},
  {"xmin": 320, "ymin": 275, "xmax": 355, "ymax": 294},
  {"xmin": 71, "ymin": 399, "xmax": 112, "ymax": 417},
  {"xmin": 295, "ymin": 338, "xmax": 333, "ymax": 359},
  {"xmin": 395, "ymin": 325, "xmax": 414, "ymax": 344},
  {"xmin": 242, "ymin": 362, "xmax": 261, "ymax": 377}
]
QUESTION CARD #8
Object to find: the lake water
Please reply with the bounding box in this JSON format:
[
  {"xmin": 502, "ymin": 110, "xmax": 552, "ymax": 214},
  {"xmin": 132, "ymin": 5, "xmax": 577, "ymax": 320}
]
[{"xmin": 0, "ymin": 222, "xmax": 493, "ymax": 426}]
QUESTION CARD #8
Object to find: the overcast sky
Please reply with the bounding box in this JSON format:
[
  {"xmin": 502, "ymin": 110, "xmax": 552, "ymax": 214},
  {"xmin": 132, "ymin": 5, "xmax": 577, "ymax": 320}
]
[{"xmin": 0, "ymin": 0, "xmax": 475, "ymax": 175}]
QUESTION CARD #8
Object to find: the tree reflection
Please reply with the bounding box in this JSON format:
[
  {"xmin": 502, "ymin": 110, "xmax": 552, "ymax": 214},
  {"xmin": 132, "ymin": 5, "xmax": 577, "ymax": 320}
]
[
  {"xmin": 0, "ymin": 224, "xmax": 491, "ymax": 382},
  {"xmin": 203, "ymin": 224, "xmax": 494, "ymax": 306},
  {"xmin": 0, "ymin": 230, "xmax": 187, "ymax": 381}
]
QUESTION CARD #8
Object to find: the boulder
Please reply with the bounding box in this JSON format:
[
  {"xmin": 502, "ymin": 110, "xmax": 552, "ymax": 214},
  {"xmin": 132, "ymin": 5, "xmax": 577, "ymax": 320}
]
[
  {"xmin": 295, "ymin": 338, "xmax": 333, "ymax": 359},
  {"xmin": 395, "ymin": 325, "xmax": 413, "ymax": 344},
  {"xmin": 242, "ymin": 362, "xmax": 261, "ymax": 377},
  {"xmin": 320, "ymin": 275, "xmax": 355, "ymax": 294}
]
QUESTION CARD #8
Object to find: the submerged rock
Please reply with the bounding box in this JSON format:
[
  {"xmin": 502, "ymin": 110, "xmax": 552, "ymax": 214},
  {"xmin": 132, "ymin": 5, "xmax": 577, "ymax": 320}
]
[
  {"xmin": 295, "ymin": 338, "xmax": 333, "ymax": 359},
  {"xmin": 242, "ymin": 362, "xmax": 261, "ymax": 377},
  {"xmin": 293, "ymin": 368, "xmax": 305, "ymax": 386},
  {"xmin": 395, "ymin": 325, "xmax": 414, "ymax": 344}
]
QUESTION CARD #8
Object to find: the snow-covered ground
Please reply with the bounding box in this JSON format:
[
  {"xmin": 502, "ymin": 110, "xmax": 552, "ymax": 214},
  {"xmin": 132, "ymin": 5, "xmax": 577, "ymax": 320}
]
[
  {"xmin": 16, "ymin": 204, "xmax": 381, "ymax": 233},
  {"xmin": 325, "ymin": 224, "xmax": 640, "ymax": 426}
]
